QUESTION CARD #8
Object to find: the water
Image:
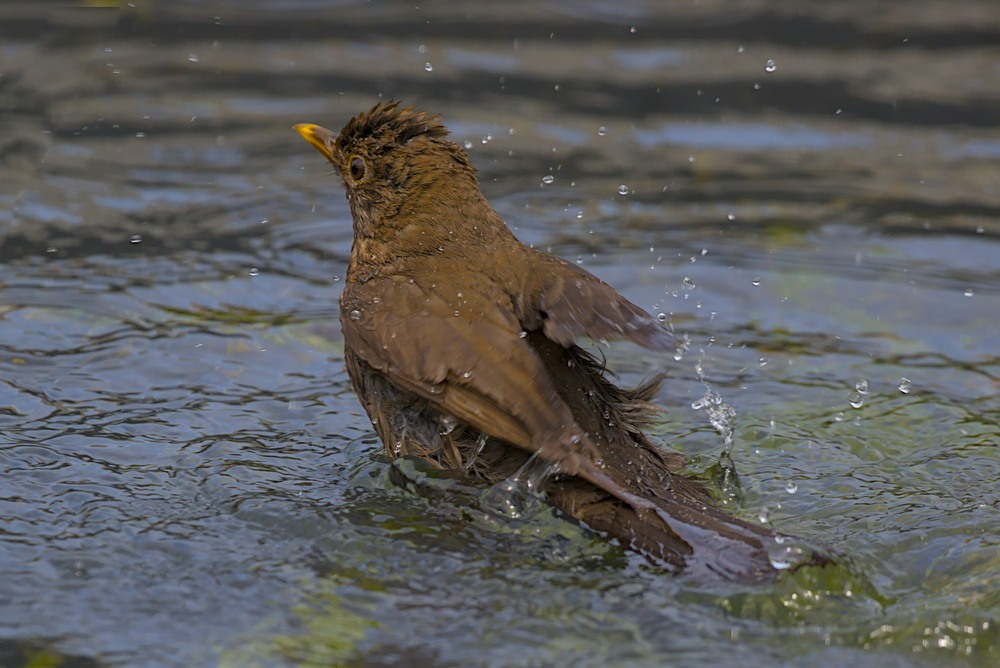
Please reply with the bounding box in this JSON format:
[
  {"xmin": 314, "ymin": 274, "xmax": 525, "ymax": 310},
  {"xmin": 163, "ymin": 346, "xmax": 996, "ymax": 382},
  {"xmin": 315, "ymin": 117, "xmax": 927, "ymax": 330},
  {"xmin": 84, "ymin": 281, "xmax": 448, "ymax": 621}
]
[{"xmin": 2, "ymin": 1, "xmax": 999, "ymax": 666}]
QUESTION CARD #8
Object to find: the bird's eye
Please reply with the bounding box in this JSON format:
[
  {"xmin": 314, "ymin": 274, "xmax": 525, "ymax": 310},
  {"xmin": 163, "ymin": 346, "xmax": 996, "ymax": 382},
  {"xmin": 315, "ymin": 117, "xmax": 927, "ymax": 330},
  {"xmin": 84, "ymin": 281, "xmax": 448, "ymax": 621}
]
[{"xmin": 348, "ymin": 156, "xmax": 366, "ymax": 181}]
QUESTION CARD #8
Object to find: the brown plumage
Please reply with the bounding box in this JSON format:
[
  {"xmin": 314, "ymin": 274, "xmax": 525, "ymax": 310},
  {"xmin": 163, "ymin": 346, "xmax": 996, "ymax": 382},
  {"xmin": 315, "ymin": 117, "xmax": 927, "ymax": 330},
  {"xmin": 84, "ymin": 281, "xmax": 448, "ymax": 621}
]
[{"xmin": 294, "ymin": 102, "xmax": 825, "ymax": 581}]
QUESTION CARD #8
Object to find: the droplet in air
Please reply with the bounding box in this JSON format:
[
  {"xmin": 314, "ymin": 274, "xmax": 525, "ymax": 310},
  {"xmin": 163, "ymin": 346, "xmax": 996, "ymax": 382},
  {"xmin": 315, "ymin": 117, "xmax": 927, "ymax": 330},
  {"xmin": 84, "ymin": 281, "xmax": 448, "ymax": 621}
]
[
  {"xmin": 751, "ymin": 277, "xmax": 761, "ymax": 286},
  {"xmin": 424, "ymin": 62, "xmax": 433, "ymax": 72},
  {"xmin": 656, "ymin": 312, "xmax": 667, "ymax": 322},
  {"xmin": 187, "ymin": 54, "xmax": 199, "ymax": 63},
  {"xmin": 848, "ymin": 393, "xmax": 864, "ymax": 409},
  {"xmin": 597, "ymin": 126, "xmax": 606, "ymax": 136},
  {"xmin": 464, "ymin": 140, "xmax": 473, "ymax": 149},
  {"xmin": 682, "ymin": 276, "xmax": 696, "ymax": 291},
  {"xmin": 785, "ymin": 481, "xmax": 798, "ymax": 494},
  {"xmin": 541, "ymin": 175, "xmax": 554, "ymax": 185},
  {"xmin": 964, "ymin": 289, "xmax": 974, "ymax": 297},
  {"xmin": 758, "ymin": 507, "xmax": 770, "ymax": 523},
  {"xmin": 898, "ymin": 378, "xmax": 912, "ymax": 394},
  {"xmin": 129, "ymin": 234, "xmax": 142, "ymax": 244},
  {"xmin": 764, "ymin": 58, "xmax": 777, "ymax": 72},
  {"xmin": 248, "ymin": 267, "xmax": 259, "ymax": 277},
  {"xmin": 617, "ymin": 184, "xmax": 629, "ymax": 196},
  {"xmin": 767, "ymin": 540, "xmax": 811, "ymax": 570},
  {"xmin": 855, "ymin": 379, "xmax": 869, "ymax": 394}
]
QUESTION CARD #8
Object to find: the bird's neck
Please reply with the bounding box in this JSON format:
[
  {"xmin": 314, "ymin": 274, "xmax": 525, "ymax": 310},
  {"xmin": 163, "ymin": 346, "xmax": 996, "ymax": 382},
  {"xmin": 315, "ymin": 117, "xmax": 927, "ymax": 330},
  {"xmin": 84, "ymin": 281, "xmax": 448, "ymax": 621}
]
[{"xmin": 346, "ymin": 187, "xmax": 518, "ymax": 284}]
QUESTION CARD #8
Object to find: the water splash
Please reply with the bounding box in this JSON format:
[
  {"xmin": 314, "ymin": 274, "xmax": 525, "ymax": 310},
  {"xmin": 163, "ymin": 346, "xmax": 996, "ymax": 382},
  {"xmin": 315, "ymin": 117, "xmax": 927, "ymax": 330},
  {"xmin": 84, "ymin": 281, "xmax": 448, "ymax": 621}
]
[
  {"xmin": 691, "ymin": 386, "xmax": 737, "ymax": 448},
  {"xmin": 766, "ymin": 537, "xmax": 815, "ymax": 570},
  {"xmin": 717, "ymin": 450, "xmax": 744, "ymax": 505},
  {"xmin": 480, "ymin": 454, "xmax": 558, "ymax": 519}
]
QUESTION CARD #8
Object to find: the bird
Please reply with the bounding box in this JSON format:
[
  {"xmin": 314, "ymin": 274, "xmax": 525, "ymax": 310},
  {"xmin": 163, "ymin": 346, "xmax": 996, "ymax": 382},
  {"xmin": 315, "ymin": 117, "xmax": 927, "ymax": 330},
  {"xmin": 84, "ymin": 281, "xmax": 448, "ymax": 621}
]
[{"xmin": 293, "ymin": 101, "xmax": 825, "ymax": 582}]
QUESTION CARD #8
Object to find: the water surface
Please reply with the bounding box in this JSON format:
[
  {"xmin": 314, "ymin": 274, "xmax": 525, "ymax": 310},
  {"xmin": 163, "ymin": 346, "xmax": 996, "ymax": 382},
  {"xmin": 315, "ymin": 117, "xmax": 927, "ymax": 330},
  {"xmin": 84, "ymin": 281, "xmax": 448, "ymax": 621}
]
[{"xmin": 1, "ymin": 1, "xmax": 998, "ymax": 666}]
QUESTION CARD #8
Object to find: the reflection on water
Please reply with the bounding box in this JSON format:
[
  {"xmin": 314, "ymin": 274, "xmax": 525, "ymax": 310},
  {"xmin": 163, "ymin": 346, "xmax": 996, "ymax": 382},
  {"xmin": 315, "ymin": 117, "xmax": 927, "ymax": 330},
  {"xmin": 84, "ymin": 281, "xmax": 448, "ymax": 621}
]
[{"xmin": 1, "ymin": 1, "xmax": 999, "ymax": 666}]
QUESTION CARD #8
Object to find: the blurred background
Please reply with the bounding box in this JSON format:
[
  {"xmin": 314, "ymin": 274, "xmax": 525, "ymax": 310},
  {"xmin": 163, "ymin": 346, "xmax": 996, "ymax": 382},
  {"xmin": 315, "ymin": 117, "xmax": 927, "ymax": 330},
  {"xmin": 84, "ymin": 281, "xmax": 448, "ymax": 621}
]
[{"xmin": 1, "ymin": 1, "xmax": 998, "ymax": 666}]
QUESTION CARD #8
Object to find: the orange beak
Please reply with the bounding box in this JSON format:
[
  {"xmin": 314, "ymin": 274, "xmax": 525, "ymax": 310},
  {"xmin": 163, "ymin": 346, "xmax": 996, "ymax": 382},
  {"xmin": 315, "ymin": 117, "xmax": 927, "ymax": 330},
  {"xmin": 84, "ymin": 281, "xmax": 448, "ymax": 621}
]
[{"xmin": 293, "ymin": 123, "xmax": 337, "ymax": 162}]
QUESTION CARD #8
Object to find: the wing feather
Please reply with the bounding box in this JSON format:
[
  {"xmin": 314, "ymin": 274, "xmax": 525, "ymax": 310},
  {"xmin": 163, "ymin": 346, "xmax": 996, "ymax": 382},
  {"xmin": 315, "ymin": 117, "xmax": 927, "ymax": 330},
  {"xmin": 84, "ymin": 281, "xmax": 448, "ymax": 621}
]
[{"xmin": 520, "ymin": 255, "xmax": 674, "ymax": 351}]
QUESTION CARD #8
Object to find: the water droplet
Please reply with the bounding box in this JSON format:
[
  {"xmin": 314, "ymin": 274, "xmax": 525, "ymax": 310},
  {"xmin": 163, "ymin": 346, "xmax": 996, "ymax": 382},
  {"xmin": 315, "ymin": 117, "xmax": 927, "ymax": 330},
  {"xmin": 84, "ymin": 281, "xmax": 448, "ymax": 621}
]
[
  {"xmin": 248, "ymin": 267, "xmax": 259, "ymax": 277},
  {"xmin": 758, "ymin": 357, "xmax": 768, "ymax": 367},
  {"xmin": 656, "ymin": 312, "xmax": 667, "ymax": 322},
  {"xmin": 187, "ymin": 54, "xmax": 199, "ymax": 63},
  {"xmin": 833, "ymin": 411, "xmax": 845, "ymax": 422},
  {"xmin": 898, "ymin": 377, "xmax": 912, "ymax": 394},
  {"xmin": 617, "ymin": 184, "xmax": 629, "ymax": 196},
  {"xmin": 129, "ymin": 234, "xmax": 142, "ymax": 244},
  {"xmin": 964, "ymin": 289, "xmax": 974, "ymax": 297},
  {"xmin": 518, "ymin": 330, "xmax": 527, "ymax": 338},
  {"xmin": 726, "ymin": 212, "xmax": 735, "ymax": 221},
  {"xmin": 553, "ymin": 84, "xmax": 561, "ymax": 92},
  {"xmin": 462, "ymin": 370, "xmax": 473, "ymax": 379},
  {"xmin": 135, "ymin": 132, "xmax": 145, "ymax": 138},
  {"xmin": 751, "ymin": 277, "xmax": 761, "ymax": 286},
  {"xmin": 541, "ymin": 175, "xmax": 554, "ymax": 185},
  {"xmin": 463, "ymin": 140, "xmax": 473, "ymax": 149},
  {"xmin": 424, "ymin": 62, "xmax": 433, "ymax": 72},
  {"xmin": 691, "ymin": 387, "xmax": 736, "ymax": 445},
  {"xmin": 481, "ymin": 135, "xmax": 492, "ymax": 144},
  {"xmin": 349, "ymin": 309, "xmax": 362, "ymax": 321},
  {"xmin": 629, "ymin": 26, "xmax": 636, "ymax": 34},
  {"xmin": 848, "ymin": 393, "xmax": 864, "ymax": 409},
  {"xmin": 785, "ymin": 480, "xmax": 798, "ymax": 494},
  {"xmin": 597, "ymin": 126, "xmax": 606, "ymax": 136},
  {"xmin": 682, "ymin": 276, "xmax": 696, "ymax": 291},
  {"xmin": 764, "ymin": 58, "xmax": 777, "ymax": 72},
  {"xmin": 758, "ymin": 507, "xmax": 770, "ymax": 523},
  {"xmin": 855, "ymin": 379, "xmax": 869, "ymax": 394},
  {"xmin": 767, "ymin": 540, "xmax": 812, "ymax": 570}
]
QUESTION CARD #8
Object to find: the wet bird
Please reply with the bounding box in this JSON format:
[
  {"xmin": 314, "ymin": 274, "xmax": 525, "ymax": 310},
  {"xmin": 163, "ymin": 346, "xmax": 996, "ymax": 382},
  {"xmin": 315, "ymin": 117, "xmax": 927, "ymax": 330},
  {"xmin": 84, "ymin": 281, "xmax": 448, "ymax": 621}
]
[{"xmin": 294, "ymin": 101, "xmax": 822, "ymax": 582}]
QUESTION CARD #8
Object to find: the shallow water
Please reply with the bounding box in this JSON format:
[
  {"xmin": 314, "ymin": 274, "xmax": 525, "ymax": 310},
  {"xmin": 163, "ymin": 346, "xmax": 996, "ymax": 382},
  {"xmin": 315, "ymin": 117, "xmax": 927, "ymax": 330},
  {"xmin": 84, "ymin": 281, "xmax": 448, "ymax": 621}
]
[{"xmin": 2, "ymin": 1, "xmax": 999, "ymax": 666}]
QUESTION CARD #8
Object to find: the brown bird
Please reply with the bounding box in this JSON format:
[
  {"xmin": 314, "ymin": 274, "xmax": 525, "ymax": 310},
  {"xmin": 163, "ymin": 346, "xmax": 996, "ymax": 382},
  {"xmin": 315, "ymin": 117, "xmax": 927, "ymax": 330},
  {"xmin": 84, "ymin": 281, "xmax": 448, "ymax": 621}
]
[{"xmin": 294, "ymin": 101, "xmax": 823, "ymax": 582}]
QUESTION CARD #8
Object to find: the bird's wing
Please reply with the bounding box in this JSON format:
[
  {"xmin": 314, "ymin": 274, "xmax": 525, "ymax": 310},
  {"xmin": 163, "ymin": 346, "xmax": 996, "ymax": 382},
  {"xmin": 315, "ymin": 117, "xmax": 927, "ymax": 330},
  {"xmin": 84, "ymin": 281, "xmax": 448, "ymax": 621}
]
[
  {"xmin": 340, "ymin": 274, "xmax": 667, "ymax": 513},
  {"xmin": 518, "ymin": 254, "xmax": 674, "ymax": 352},
  {"xmin": 341, "ymin": 274, "xmax": 573, "ymax": 453}
]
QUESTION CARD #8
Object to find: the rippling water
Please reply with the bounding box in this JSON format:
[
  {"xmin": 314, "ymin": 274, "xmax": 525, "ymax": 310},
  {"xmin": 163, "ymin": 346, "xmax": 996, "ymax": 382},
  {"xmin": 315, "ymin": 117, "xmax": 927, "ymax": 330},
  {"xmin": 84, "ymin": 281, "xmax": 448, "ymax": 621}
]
[{"xmin": 2, "ymin": 1, "xmax": 998, "ymax": 666}]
